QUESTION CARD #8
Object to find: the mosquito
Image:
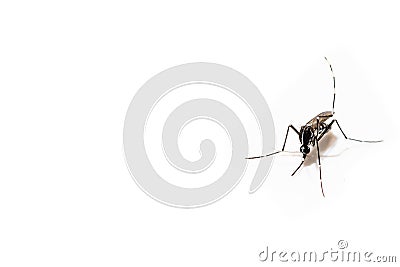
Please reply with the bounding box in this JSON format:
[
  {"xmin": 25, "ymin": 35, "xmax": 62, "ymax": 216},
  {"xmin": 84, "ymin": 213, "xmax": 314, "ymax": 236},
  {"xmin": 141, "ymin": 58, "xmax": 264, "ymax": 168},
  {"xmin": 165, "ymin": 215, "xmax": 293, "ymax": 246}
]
[{"xmin": 246, "ymin": 57, "xmax": 382, "ymax": 197}]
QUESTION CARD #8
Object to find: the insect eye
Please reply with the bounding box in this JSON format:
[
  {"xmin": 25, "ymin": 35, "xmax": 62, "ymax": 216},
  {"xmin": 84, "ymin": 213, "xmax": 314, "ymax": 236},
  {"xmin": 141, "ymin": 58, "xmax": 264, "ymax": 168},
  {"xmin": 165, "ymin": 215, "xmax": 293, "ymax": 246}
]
[{"xmin": 300, "ymin": 146, "xmax": 310, "ymax": 154}]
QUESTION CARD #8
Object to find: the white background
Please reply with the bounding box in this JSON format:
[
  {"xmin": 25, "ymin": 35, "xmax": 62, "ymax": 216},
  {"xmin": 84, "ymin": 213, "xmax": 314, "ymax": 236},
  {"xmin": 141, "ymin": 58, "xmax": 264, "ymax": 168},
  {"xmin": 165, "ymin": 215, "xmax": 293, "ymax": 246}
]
[{"xmin": 1, "ymin": 1, "xmax": 399, "ymax": 266}]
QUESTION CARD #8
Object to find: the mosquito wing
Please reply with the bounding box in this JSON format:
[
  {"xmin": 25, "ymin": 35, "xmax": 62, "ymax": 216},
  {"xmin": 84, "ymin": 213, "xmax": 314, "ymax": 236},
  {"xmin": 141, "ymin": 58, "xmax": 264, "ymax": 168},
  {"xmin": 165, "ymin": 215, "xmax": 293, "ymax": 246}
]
[{"xmin": 305, "ymin": 111, "xmax": 333, "ymax": 129}]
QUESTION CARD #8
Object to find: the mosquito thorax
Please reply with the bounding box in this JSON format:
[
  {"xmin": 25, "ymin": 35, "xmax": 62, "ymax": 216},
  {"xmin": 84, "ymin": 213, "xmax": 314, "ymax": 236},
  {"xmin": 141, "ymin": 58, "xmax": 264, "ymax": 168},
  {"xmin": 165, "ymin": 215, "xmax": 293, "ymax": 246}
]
[{"xmin": 300, "ymin": 126, "xmax": 313, "ymax": 145}]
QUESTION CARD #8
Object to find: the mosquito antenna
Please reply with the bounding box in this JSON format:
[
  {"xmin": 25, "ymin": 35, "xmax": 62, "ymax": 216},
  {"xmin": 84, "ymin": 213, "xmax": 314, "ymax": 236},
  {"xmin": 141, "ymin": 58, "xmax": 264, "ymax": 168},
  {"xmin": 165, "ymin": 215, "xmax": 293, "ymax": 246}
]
[{"xmin": 324, "ymin": 57, "xmax": 336, "ymax": 114}]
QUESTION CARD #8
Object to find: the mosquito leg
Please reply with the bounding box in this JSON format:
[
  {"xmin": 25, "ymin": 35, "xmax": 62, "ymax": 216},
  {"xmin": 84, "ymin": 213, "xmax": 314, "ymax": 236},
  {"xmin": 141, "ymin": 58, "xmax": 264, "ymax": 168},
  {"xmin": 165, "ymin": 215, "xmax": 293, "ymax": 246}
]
[
  {"xmin": 324, "ymin": 57, "xmax": 336, "ymax": 114},
  {"xmin": 246, "ymin": 124, "xmax": 299, "ymax": 159},
  {"xmin": 330, "ymin": 119, "xmax": 383, "ymax": 143},
  {"xmin": 245, "ymin": 151, "xmax": 280, "ymax": 159},
  {"xmin": 282, "ymin": 125, "xmax": 300, "ymax": 151},
  {"xmin": 316, "ymin": 118, "xmax": 325, "ymax": 197}
]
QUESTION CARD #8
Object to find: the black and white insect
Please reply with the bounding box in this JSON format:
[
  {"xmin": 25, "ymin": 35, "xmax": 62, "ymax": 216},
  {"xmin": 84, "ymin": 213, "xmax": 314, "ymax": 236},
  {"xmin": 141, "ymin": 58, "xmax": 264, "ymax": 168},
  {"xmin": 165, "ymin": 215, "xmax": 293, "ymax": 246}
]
[{"xmin": 246, "ymin": 57, "xmax": 382, "ymax": 197}]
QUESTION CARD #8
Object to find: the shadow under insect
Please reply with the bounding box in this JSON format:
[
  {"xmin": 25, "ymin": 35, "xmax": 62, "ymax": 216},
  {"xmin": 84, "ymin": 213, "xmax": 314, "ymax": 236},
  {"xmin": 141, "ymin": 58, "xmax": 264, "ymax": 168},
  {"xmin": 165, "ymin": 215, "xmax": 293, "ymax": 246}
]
[{"xmin": 304, "ymin": 131, "xmax": 338, "ymax": 167}]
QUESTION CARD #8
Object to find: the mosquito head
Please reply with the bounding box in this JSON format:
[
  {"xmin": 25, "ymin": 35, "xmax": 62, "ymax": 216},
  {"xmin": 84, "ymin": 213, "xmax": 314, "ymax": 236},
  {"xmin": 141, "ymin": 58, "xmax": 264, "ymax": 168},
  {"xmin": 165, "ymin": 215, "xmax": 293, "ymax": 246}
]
[{"xmin": 300, "ymin": 145, "xmax": 310, "ymax": 155}]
